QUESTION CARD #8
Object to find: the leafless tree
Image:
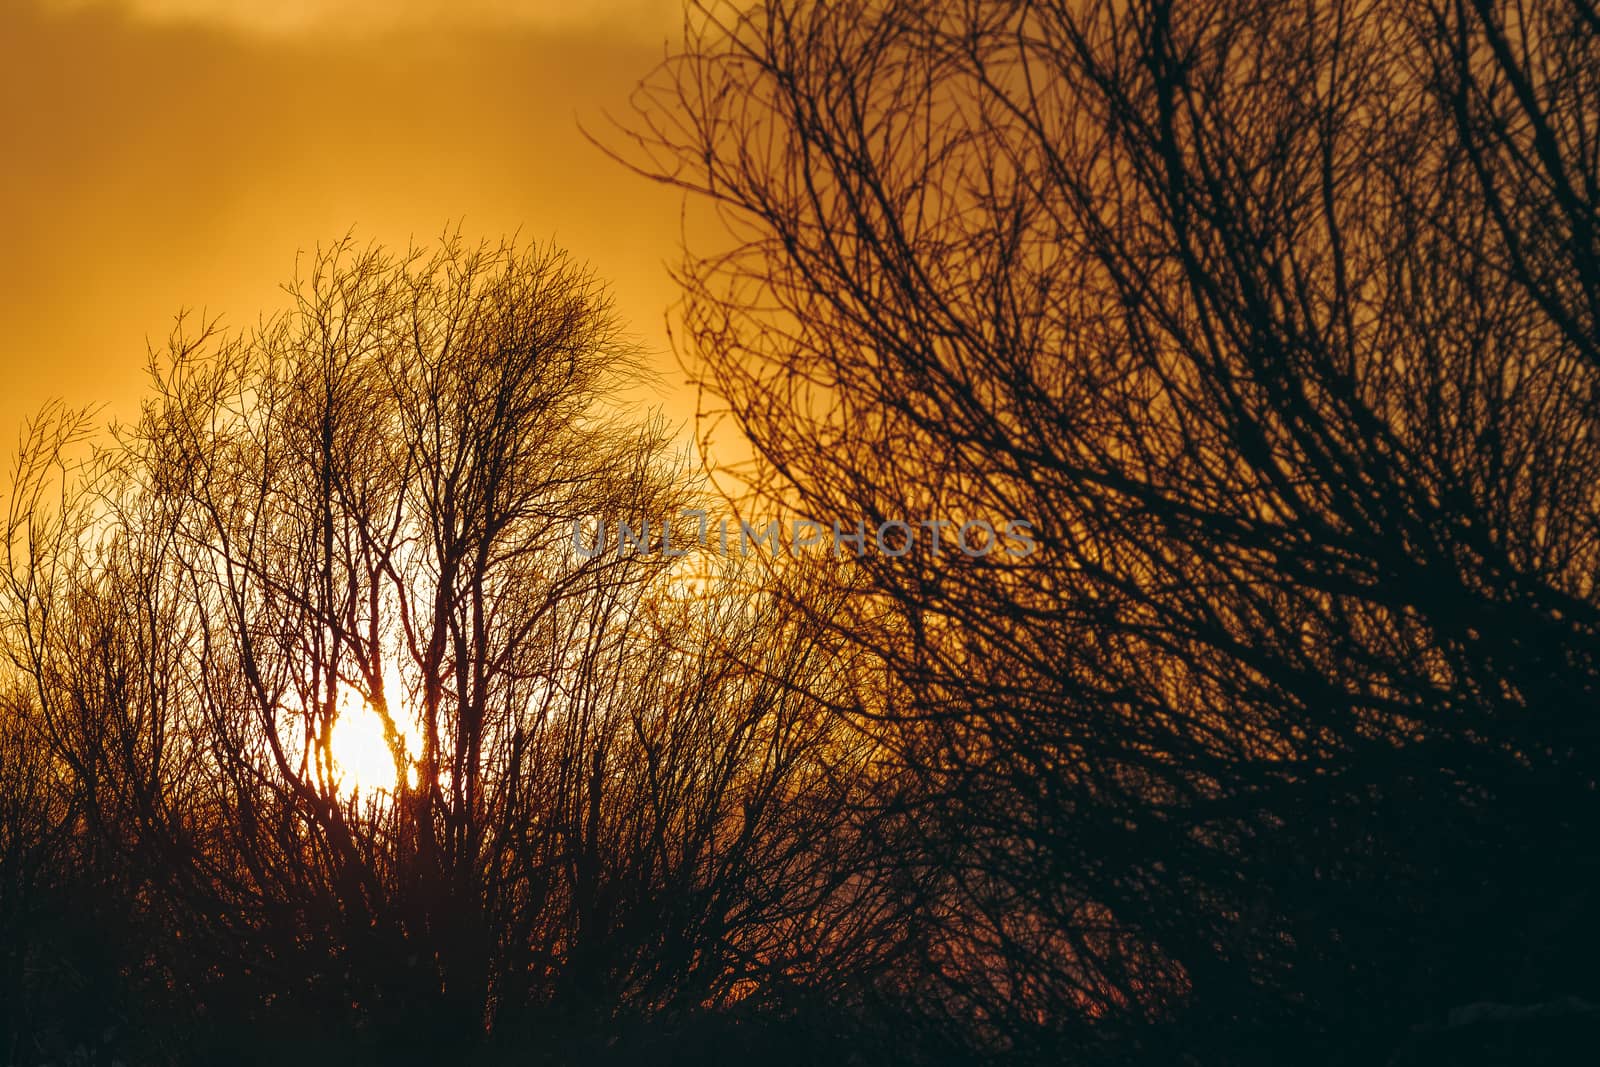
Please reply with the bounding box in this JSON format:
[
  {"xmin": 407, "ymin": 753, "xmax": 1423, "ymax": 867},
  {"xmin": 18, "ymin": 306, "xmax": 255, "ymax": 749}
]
[
  {"xmin": 1, "ymin": 236, "xmax": 904, "ymax": 1064},
  {"xmin": 618, "ymin": 0, "xmax": 1600, "ymax": 1061}
]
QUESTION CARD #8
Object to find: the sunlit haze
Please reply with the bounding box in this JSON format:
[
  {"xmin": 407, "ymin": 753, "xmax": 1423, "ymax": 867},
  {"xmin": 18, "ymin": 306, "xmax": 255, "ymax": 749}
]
[{"xmin": 1, "ymin": 0, "xmax": 698, "ymax": 451}]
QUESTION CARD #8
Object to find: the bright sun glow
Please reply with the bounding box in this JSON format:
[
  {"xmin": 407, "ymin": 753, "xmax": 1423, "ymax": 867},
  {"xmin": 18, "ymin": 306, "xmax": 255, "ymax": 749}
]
[
  {"xmin": 330, "ymin": 698, "xmax": 397, "ymax": 794},
  {"xmin": 329, "ymin": 662, "xmax": 414, "ymax": 796}
]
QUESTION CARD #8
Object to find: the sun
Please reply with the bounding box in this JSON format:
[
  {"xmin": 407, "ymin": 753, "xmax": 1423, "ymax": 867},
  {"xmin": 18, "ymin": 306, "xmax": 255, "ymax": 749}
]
[
  {"xmin": 329, "ymin": 661, "xmax": 413, "ymax": 796},
  {"xmin": 330, "ymin": 698, "xmax": 398, "ymax": 795}
]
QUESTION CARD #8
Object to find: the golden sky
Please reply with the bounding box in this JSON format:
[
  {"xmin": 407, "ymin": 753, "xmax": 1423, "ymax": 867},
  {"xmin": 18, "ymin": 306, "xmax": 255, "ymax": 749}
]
[{"xmin": 1, "ymin": 0, "xmax": 703, "ymax": 459}]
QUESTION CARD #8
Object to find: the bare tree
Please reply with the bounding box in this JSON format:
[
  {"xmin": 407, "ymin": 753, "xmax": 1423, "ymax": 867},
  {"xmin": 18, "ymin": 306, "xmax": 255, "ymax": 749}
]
[
  {"xmin": 2, "ymin": 235, "xmax": 898, "ymax": 1065},
  {"xmin": 618, "ymin": 0, "xmax": 1600, "ymax": 1061}
]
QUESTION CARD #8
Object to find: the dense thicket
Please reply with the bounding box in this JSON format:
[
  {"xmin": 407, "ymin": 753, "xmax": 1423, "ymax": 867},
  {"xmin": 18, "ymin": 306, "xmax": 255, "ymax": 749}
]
[
  {"xmin": 0, "ymin": 239, "xmax": 916, "ymax": 1066},
  {"xmin": 617, "ymin": 0, "xmax": 1600, "ymax": 1061}
]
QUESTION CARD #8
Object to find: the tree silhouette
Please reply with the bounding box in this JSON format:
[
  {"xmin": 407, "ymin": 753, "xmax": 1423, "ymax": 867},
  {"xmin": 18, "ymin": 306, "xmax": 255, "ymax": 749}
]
[
  {"xmin": 3, "ymin": 1, "xmax": 1598, "ymax": 1062},
  {"xmin": 1, "ymin": 236, "xmax": 902, "ymax": 1065},
  {"xmin": 619, "ymin": 0, "xmax": 1600, "ymax": 1061}
]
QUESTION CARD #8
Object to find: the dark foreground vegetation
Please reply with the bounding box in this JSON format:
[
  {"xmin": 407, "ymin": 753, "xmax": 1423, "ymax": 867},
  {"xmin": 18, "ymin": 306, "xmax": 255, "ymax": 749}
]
[{"xmin": 5, "ymin": 0, "xmax": 1600, "ymax": 1063}]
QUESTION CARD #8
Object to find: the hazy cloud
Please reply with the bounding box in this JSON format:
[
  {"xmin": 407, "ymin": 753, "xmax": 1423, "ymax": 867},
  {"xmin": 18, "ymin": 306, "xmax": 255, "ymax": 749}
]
[
  {"xmin": 0, "ymin": 0, "xmax": 698, "ymax": 454},
  {"xmin": 38, "ymin": 0, "xmax": 682, "ymax": 40}
]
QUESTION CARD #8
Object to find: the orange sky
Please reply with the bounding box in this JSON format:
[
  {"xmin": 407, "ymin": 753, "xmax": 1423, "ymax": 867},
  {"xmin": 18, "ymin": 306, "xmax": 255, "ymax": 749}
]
[{"xmin": 0, "ymin": 0, "xmax": 713, "ymax": 463}]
